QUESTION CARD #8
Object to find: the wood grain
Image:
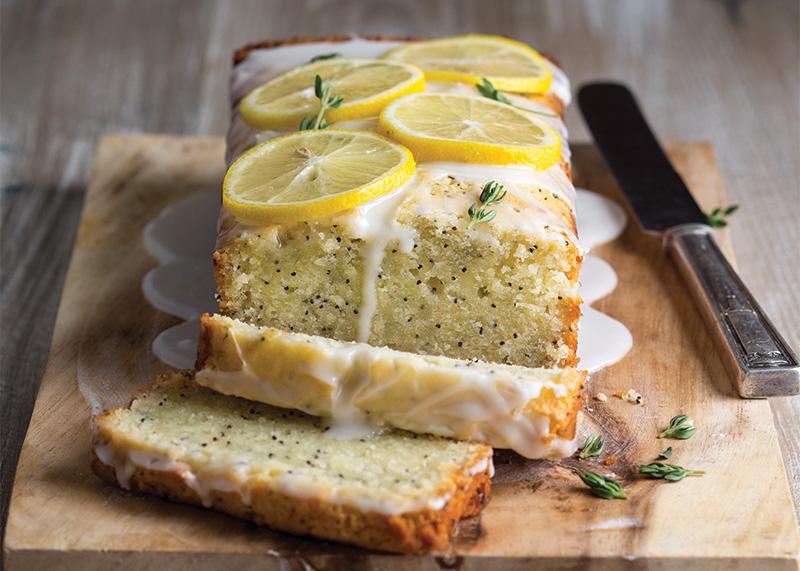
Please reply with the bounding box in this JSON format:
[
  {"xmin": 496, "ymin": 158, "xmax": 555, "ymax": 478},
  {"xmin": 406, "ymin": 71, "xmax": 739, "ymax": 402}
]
[
  {"xmin": 3, "ymin": 134, "xmax": 797, "ymax": 569},
  {"xmin": 2, "ymin": 0, "xmax": 798, "ymax": 552}
]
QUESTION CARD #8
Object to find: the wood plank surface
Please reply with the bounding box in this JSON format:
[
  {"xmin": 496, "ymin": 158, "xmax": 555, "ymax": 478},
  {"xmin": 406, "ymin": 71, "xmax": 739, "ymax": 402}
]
[
  {"xmin": 2, "ymin": 0, "xmax": 798, "ymax": 556},
  {"xmin": 4, "ymin": 134, "xmax": 797, "ymax": 569}
]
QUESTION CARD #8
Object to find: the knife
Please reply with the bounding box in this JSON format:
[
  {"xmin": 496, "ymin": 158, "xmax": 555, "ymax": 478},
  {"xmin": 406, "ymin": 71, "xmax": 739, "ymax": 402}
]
[{"xmin": 578, "ymin": 82, "xmax": 799, "ymax": 398}]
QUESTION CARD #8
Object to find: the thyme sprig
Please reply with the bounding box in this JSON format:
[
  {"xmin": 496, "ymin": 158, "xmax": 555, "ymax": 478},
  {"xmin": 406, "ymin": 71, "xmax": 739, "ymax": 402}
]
[
  {"xmin": 468, "ymin": 180, "xmax": 507, "ymax": 226},
  {"xmin": 309, "ymin": 52, "xmax": 340, "ymax": 63},
  {"xmin": 578, "ymin": 470, "xmax": 627, "ymax": 500},
  {"xmin": 658, "ymin": 414, "xmax": 697, "ymax": 440},
  {"xmin": 475, "ymin": 78, "xmax": 558, "ymax": 118},
  {"xmin": 707, "ymin": 204, "xmax": 739, "ymax": 228},
  {"xmin": 578, "ymin": 433, "xmax": 605, "ymax": 459},
  {"xmin": 658, "ymin": 446, "xmax": 673, "ymax": 460},
  {"xmin": 637, "ymin": 462, "xmax": 705, "ymax": 482},
  {"xmin": 299, "ymin": 75, "xmax": 343, "ymax": 130}
]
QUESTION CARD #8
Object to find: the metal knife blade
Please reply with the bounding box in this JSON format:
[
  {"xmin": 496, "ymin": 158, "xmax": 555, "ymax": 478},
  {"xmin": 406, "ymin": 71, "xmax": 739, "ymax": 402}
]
[
  {"xmin": 576, "ymin": 81, "xmax": 799, "ymax": 398},
  {"xmin": 577, "ymin": 82, "xmax": 708, "ymax": 233}
]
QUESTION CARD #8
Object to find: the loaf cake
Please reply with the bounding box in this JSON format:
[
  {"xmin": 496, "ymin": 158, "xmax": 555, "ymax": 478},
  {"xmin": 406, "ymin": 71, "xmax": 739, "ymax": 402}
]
[
  {"xmin": 215, "ymin": 35, "xmax": 581, "ymax": 369},
  {"xmin": 92, "ymin": 370, "xmax": 493, "ymax": 554},
  {"xmin": 196, "ymin": 313, "xmax": 583, "ymax": 458},
  {"xmin": 93, "ymin": 35, "xmax": 585, "ymax": 554}
]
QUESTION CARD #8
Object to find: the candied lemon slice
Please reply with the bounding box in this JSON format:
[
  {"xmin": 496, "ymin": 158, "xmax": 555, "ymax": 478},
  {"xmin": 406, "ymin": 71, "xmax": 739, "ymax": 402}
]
[
  {"xmin": 240, "ymin": 58, "xmax": 424, "ymax": 130},
  {"xmin": 377, "ymin": 93, "xmax": 561, "ymax": 169},
  {"xmin": 223, "ymin": 129, "xmax": 415, "ymax": 224},
  {"xmin": 380, "ymin": 34, "xmax": 552, "ymax": 94}
]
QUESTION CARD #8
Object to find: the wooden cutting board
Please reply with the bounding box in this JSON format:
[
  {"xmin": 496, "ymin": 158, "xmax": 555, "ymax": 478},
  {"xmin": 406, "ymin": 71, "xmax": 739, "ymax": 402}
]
[{"xmin": 5, "ymin": 134, "xmax": 798, "ymax": 570}]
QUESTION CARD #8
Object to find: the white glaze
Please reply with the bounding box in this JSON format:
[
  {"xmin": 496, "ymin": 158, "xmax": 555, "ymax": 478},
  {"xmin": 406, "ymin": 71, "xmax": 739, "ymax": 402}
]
[
  {"xmin": 143, "ymin": 189, "xmax": 220, "ymax": 263},
  {"xmin": 583, "ymin": 517, "xmax": 644, "ymax": 531},
  {"xmin": 577, "ymin": 306, "xmax": 633, "ymax": 373},
  {"xmin": 142, "ymin": 260, "xmax": 216, "ymax": 320},
  {"xmin": 94, "ymin": 437, "xmax": 492, "ymax": 516},
  {"xmin": 575, "ymin": 188, "xmax": 627, "ymax": 249},
  {"xmin": 412, "ymin": 161, "xmax": 579, "ymax": 246},
  {"xmin": 548, "ymin": 63, "xmax": 572, "ymax": 106},
  {"xmin": 579, "ymin": 256, "xmax": 617, "ymax": 305},
  {"xmin": 141, "ymin": 188, "xmax": 220, "ymax": 371},
  {"xmin": 574, "ymin": 188, "xmax": 632, "ymax": 372},
  {"xmin": 152, "ymin": 318, "xmax": 202, "ymax": 370},
  {"xmin": 347, "ymin": 178, "xmax": 418, "ymax": 342}
]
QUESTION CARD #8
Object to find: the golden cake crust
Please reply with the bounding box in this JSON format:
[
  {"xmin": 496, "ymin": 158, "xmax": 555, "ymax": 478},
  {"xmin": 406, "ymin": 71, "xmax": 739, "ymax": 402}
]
[{"xmin": 91, "ymin": 454, "xmax": 490, "ymax": 554}]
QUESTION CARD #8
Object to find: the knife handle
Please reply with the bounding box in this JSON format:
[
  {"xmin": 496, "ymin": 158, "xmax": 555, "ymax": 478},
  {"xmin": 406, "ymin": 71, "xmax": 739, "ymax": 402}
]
[{"xmin": 664, "ymin": 223, "xmax": 800, "ymax": 397}]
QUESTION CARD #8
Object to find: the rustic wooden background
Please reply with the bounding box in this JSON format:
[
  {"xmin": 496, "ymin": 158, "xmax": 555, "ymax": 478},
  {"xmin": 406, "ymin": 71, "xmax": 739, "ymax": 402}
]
[{"xmin": 1, "ymin": 0, "xmax": 798, "ymax": 546}]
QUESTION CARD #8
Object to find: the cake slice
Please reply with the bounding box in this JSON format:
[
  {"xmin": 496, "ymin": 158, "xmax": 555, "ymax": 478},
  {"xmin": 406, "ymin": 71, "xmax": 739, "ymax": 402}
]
[
  {"xmin": 216, "ymin": 36, "xmax": 581, "ymax": 369},
  {"xmin": 196, "ymin": 313, "xmax": 584, "ymax": 459},
  {"xmin": 92, "ymin": 370, "xmax": 493, "ymax": 554}
]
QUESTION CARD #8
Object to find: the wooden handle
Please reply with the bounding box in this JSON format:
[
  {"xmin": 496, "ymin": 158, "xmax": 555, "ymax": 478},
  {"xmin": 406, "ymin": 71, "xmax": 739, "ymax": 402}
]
[{"xmin": 664, "ymin": 224, "xmax": 800, "ymax": 397}]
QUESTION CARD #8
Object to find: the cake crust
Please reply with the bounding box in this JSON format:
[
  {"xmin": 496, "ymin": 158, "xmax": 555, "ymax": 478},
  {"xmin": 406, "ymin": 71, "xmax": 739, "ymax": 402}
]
[{"xmin": 91, "ymin": 453, "xmax": 490, "ymax": 554}]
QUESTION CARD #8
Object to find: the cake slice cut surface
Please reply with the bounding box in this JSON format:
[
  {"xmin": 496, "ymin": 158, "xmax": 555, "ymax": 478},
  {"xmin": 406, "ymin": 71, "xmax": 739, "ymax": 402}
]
[
  {"xmin": 196, "ymin": 314, "xmax": 584, "ymax": 459},
  {"xmin": 92, "ymin": 370, "xmax": 493, "ymax": 554}
]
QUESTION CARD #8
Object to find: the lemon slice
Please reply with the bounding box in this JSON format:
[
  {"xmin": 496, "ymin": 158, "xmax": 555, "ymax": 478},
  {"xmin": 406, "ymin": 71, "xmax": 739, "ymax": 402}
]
[
  {"xmin": 380, "ymin": 35, "xmax": 552, "ymax": 94},
  {"xmin": 378, "ymin": 93, "xmax": 561, "ymax": 169},
  {"xmin": 223, "ymin": 129, "xmax": 415, "ymax": 224},
  {"xmin": 240, "ymin": 58, "xmax": 424, "ymax": 130}
]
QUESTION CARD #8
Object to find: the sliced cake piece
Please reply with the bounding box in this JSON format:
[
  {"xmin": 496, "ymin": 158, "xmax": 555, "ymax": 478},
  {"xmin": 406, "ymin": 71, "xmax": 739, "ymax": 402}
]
[
  {"xmin": 92, "ymin": 370, "xmax": 493, "ymax": 554},
  {"xmin": 196, "ymin": 314, "xmax": 584, "ymax": 459}
]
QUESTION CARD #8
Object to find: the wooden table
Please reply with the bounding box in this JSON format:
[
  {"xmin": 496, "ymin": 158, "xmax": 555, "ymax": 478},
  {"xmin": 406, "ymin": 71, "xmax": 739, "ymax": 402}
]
[{"xmin": 2, "ymin": 0, "xmax": 798, "ymax": 549}]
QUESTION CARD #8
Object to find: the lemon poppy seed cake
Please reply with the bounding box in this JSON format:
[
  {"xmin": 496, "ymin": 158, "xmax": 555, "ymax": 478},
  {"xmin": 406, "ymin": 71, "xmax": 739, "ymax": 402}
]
[
  {"xmin": 216, "ymin": 35, "xmax": 582, "ymax": 370},
  {"xmin": 91, "ymin": 34, "xmax": 586, "ymax": 555},
  {"xmin": 93, "ymin": 371, "xmax": 493, "ymax": 554}
]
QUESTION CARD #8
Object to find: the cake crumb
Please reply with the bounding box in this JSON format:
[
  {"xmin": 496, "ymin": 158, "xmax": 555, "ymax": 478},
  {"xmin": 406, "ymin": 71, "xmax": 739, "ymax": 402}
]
[
  {"xmin": 615, "ymin": 389, "xmax": 643, "ymax": 405},
  {"xmin": 595, "ymin": 392, "xmax": 608, "ymax": 402}
]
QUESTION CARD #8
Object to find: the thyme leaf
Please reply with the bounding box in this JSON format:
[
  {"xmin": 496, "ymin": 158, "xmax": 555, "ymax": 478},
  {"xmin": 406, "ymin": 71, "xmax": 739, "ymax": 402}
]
[
  {"xmin": 468, "ymin": 203, "xmax": 496, "ymax": 224},
  {"xmin": 468, "ymin": 181, "xmax": 506, "ymax": 226},
  {"xmin": 479, "ymin": 180, "xmax": 507, "ymax": 205},
  {"xmin": 578, "ymin": 433, "xmax": 605, "ymax": 459},
  {"xmin": 475, "ymin": 77, "xmax": 558, "ymax": 118},
  {"xmin": 476, "ymin": 77, "xmax": 513, "ymax": 105},
  {"xmin": 658, "ymin": 414, "xmax": 697, "ymax": 440},
  {"xmin": 707, "ymin": 204, "xmax": 739, "ymax": 228},
  {"xmin": 299, "ymin": 75, "xmax": 343, "ymax": 131},
  {"xmin": 637, "ymin": 462, "xmax": 705, "ymax": 482},
  {"xmin": 309, "ymin": 52, "xmax": 341, "ymax": 63},
  {"xmin": 658, "ymin": 446, "xmax": 673, "ymax": 460},
  {"xmin": 578, "ymin": 470, "xmax": 627, "ymax": 500}
]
